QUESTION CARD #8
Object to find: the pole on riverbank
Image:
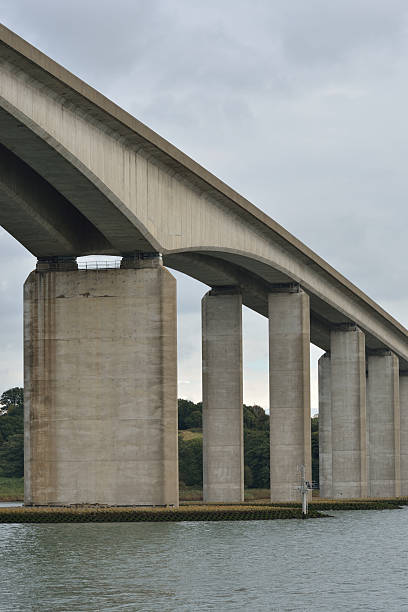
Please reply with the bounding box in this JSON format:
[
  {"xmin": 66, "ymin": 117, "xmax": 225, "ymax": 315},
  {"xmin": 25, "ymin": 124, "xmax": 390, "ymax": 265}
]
[{"xmin": 297, "ymin": 465, "xmax": 312, "ymax": 518}]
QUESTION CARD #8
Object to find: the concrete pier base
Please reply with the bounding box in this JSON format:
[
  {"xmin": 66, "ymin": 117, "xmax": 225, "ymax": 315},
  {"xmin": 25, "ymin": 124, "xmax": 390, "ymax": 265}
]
[
  {"xmin": 400, "ymin": 373, "xmax": 408, "ymax": 496},
  {"xmin": 367, "ymin": 351, "xmax": 400, "ymax": 497},
  {"xmin": 330, "ymin": 325, "xmax": 368, "ymax": 499},
  {"xmin": 268, "ymin": 287, "xmax": 311, "ymax": 502},
  {"xmin": 318, "ymin": 352, "xmax": 332, "ymax": 498},
  {"xmin": 24, "ymin": 256, "xmax": 178, "ymax": 506},
  {"xmin": 202, "ymin": 288, "xmax": 244, "ymax": 503}
]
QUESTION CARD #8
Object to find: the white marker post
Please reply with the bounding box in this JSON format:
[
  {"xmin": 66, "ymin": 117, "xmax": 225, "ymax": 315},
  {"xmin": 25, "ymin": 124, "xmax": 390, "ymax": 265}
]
[{"xmin": 297, "ymin": 464, "xmax": 312, "ymax": 518}]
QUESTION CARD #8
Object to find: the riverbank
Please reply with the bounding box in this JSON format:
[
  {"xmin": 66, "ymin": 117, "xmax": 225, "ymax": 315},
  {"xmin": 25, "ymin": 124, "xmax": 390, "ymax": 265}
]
[
  {"xmin": 1, "ymin": 497, "xmax": 407, "ymax": 522},
  {"xmin": 0, "ymin": 504, "xmax": 318, "ymax": 522},
  {"xmin": 0, "ymin": 478, "xmax": 271, "ymax": 503}
]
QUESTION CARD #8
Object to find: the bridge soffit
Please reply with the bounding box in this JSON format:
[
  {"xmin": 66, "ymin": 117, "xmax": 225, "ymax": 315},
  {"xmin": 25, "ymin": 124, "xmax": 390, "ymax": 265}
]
[{"xmin": 1, "ymin": 29, "xmax": 408, "ymax": 367}]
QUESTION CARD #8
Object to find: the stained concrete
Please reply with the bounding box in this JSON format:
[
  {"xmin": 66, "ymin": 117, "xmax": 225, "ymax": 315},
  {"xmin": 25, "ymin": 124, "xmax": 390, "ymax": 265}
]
[
  {"xmin": 24, "ymin": 260, "xmax": 178, "ymax": 506},
  {"xmin": 202, "ymin": 289, "xmax": 244, "ymax": 503},
  {"xmin": 330, "ymin": 326, "xmax": 368, "ymax": 499},
  {"xmin": 318, "ymin": 352, "xmax": 332, "ymax": 498},
  {"xmin": 268, "ymin": 288, "xmax": 311, "ymax": 502},
  {"xmin": 367, "ymin": 352, "xmax": 400, "ymax": 497},
  {"xmin": 2, "ymin": 26, "xmax": 408, "ymax": 367},
  {"xmin": 400, "ymin": 373, "xmax": 408, "ymax": 496}
]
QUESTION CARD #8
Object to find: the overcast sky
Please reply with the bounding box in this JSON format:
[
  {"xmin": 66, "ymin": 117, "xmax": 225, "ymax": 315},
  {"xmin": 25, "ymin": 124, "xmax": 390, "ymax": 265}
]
[{"xmin": 1, "ymin": 1, "xmax": 408, "ymax": 412}]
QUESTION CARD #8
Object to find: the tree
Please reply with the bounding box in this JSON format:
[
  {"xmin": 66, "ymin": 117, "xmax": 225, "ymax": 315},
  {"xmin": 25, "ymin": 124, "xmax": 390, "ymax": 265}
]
[
  {"xmin": 0, "ymin": 387, "xmax": 23, "ymax": 410},
  {"xmin": 244, "ymin": 430, "xmax": 270, "ymax": 488},
  {"xmin": 178, "ymin": 399, "xmax": 202, "ymax": 430},
  {"xmin": 0, "ymin": 387, "xmax": 24, "ymax": 477},
  {"xmin": 243, "ymin": 404, "xmax": 269, "ymax": 431},
  {"xmin": 311, "ymin": 416, "xmax": 319, "ymax": 487},
  {"xmin": 0, "ymin": 433, "xmax": 24, "ymax": 477},
  {"xmin": 0, "ymin": 389, "xmax": 24, "ymax": 446},
  {"xmin": 178, "ymin": 435, "xmax": 203, "ymax": 486}
]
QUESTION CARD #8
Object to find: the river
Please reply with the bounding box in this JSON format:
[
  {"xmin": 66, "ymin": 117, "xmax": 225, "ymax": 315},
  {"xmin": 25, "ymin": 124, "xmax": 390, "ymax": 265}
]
[{"xmin": 1, "ymin": 506, "xmax": 408, "ymax": 611}]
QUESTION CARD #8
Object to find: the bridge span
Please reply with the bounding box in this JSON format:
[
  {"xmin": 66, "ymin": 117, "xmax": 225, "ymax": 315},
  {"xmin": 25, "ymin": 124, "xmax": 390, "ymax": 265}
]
[{"xmin": 0, "ymin": 24, "xmax": 407, "ymax": 505}]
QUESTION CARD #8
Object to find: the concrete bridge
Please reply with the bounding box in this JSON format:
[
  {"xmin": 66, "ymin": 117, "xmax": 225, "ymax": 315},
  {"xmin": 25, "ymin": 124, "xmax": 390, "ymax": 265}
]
[{"xmin": 1, "ymin": 24, "xmax": 407, "ymax": 505}]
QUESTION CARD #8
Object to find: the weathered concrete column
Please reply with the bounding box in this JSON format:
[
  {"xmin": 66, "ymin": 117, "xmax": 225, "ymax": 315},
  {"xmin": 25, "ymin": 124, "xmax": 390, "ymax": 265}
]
[
  {"xmin": 367, "ymin": 351, "xmax": 400, "ymax": 497},
  {"xmin": 202, "ymin": 287, "xmax": 244, "ymax": 503},
  {"xmin": 400, "ymin": 372, "xmax": 408, "ymax": 496},
  {"xmin": 318, "ymin": 352, "xmax": 332, "ymax": 498},
  {"xmin": 330, "ymin": 325, "xmax": 368, "ymax": 498},
  {"xmin": 269, "ymin": 285, "xmax": 311, "ymax": 502},
  {"xmin": 24, "ymin": 254, "xmax": 178, "ymax": 506}
]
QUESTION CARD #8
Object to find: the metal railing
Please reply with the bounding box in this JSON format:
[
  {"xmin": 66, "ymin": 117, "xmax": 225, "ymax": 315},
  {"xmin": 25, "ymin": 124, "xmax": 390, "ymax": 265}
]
[{"xmin": 77, "ymin": 260, "xmax": 122, "ymax": 270}]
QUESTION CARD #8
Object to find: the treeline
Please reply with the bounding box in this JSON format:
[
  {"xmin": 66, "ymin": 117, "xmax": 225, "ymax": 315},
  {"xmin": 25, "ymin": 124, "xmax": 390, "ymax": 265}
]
[
  {"xmin": 0, "ymin": 387, "xmax": 24, "ymax": 477},
  {"xmin": 0, "ymin": 390, "xmax": 319, "ymax": 488},
  {"xmin": 179, "ymin": 399, "xmax": 319, "ymax": 488},
  {"xmin": 178, "ymin": 400, "xmax": 271, "ymax": 488}
]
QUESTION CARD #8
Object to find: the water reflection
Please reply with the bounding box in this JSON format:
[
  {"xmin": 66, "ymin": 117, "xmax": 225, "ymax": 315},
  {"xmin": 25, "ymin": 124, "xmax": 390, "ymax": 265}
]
[{"xmin": 1, "ymin": 509, "xmax": 408, "ymax": 611}]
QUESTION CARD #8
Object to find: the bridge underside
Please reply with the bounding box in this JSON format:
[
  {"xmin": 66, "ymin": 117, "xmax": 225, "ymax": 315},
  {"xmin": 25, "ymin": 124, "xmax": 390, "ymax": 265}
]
[
  {"xmin": 0, "ymin": 130, "xmax": 400, "ymax": 360},
  {"xmin": 0, "ymin": 103, "xmax": 155, "ymax": 255},
  {"xmin": 164, "ymin": 251, "xmax": 405, "ymax": 361}
]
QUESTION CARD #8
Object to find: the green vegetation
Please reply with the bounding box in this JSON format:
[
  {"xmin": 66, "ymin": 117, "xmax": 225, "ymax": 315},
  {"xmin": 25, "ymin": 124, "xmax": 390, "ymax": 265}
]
[
  {"xmin": 0, "ymin": 389, "xmax": 321, "ymax": 501},
  {"xmin": 0, "ymin": 476, "xmax": 24, "ymax": 501},
  {"xmin": 179, "ymin": 434, "xmax": 203, "ymax": 486},
  {"xmin": 179, "ymin": 486, "xmax": 270, "ymax": 502},
  {"xmin": 178, "ymin": 400, "xmax": 320, "ymax": 491},
  {"xmin": 178, "ymin": 401, "xmax": 272, "ymax": 490},
  {"xmin": 0, "ymin": 388, "xmax": 24, "ymax": 480},
  {"xmin": 311, "ymin": 415, "xmax": 319, "ymax": 486}
]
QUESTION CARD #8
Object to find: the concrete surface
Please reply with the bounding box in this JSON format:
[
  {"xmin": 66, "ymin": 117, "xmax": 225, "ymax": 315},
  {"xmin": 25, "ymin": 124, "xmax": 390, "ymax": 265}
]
[
  {"xmin": 367, "ymin": 352, "xmax": 400, "ymax": 497},
  {"xmin": 330, "ymin": 326, "xmax": 368, "ymax": 499},
  {"xmin": 202, "ymin": 289, "xmax": 244, "ymax": 503},
  {"xmin": 318, "ymin": 352, "xmax": 332, "ymax": 498},
  {"xmin": 268, "ymin": 287, "xmax": 311, "ymax": 502},
  {"xmin": 400, "ymin": 373, "xmax": 408, "ymax": 496},
  {"xmin": 24, "ymin": 260, "xmax": 178, "ymax": 506},
  {"xmin": 1, "ymin": 24, "xmax": 408, "ymax": 507},
  {"xmin": 0, "ymin": 25, "xmax": 408, "ymax": 366}
]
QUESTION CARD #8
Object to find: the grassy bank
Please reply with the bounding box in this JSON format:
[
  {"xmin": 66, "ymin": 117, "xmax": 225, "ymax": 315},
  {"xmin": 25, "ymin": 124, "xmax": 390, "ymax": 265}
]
[
  {"xmin": 179, "ymin": 486, "xmax": 270, "ymax": 502},
  {"xmin": 2, "ymin": 475, "xmax": 406, "ymax": 518},
  {"xmin": 0, "ymin": 477, "xmax": 24, "ymax": 501},
  {"xmin": 0, "ymin": 480, "xmax": 271, "ymax": 504}
]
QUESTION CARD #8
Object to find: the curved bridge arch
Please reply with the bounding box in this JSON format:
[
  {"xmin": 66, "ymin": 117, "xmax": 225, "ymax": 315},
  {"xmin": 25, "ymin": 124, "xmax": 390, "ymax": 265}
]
[{"xmin": 0, "ymin": 23, "xmax": 407, "ymax": 366}]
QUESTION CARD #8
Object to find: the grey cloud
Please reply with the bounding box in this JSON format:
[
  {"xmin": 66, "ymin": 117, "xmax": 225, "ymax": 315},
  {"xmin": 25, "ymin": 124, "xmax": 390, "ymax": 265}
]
[{"xmin": 277, "ymin": 0, "xmax": 408, "ymax": 67}]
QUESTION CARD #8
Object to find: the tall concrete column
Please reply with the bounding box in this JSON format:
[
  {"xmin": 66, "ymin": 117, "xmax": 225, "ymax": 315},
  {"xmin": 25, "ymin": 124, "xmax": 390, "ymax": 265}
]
[
  {"xmin": 330, "ymin": 325, "xmax": 368, "ymax": 498},
  {"xmin": 24, "ymin": 254, "xmax": 178, "ymax": 506},
  {"xmin": 318, "ymin": 352, "xmax": 332, "ymax": 498},
  {"xmin": 202, "ymin": 287, "xmax": 244, "ymax": 503},
  {"xmin": 269, "ymin": 286, "xmax": 311, "ymax": 502},
  {"xmin": 367, "ymin": 351, "xmax": 400, "ymax": 497},
  {"xmin": 400, "ymin": 372, "xmax": 408, "ymax": 496}
]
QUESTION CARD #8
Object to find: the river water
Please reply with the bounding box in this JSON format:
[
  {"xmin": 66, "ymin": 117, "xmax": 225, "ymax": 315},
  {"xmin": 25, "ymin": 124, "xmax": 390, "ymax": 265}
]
[{"xmin": 1, "ymin": 507, "xmax": 408, "ymax": 611}]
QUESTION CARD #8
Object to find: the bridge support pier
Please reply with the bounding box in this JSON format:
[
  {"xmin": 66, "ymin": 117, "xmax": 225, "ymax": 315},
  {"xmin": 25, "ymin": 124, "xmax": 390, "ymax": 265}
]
[
  {"xmin": 24, "ymin": 254, "xmax": 178, "ymax": 506},
  {"xmin": 400, "ymin": 373, "xmax": 408, "ymax": 496},
  {"xmin": 318, "ymin": 352, "xmax": 332, "ymax": 498},
  {"xmin": 268, "ymin": 286, "xmax": 311, "ymax": 502},
  {"xmin": 202, "ymin": 288, "xmax": 244, "ymax": 503},
  {"xmin": 330, "ymin": 325, "xmax": 368, "ymax": 498},
  {"xmin": 367, "ymin": 351, "xmax": 400, "ymax": 497}
]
